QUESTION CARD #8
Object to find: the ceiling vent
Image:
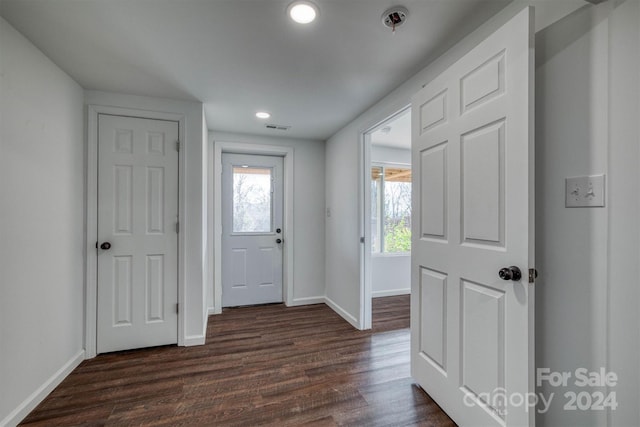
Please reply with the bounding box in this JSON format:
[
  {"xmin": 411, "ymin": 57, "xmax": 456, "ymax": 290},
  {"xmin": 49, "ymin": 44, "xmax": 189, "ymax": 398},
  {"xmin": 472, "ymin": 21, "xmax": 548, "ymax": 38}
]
[
  {"xmin": 381, "ymin": 6, "xmax": 408, "ymax": 32},
  {"xmin": 265, "ymin": 124, "xmax": 291, "ymax": 131}
]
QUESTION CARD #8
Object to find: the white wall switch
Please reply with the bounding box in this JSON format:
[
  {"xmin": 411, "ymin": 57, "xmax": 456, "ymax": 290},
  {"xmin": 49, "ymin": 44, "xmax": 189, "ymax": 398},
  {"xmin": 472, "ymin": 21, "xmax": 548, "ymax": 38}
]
[{"xmin": 565, "ymin": 174, "xmax": 606, "ymax": 208}]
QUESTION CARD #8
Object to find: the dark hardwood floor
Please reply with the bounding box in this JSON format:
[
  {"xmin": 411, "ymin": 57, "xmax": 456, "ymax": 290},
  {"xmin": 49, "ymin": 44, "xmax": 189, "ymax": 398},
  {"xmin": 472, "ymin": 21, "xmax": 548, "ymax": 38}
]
[{"xmin": 20, "ymin": 295, "xmax": 455, "ymax": 426}]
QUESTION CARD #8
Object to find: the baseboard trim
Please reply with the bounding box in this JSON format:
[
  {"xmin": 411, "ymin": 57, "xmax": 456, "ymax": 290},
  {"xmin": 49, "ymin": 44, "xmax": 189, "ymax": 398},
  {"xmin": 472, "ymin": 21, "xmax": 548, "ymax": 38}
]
[
  {"xmin": 2, "ymin": 349, "xmax": 85, "ymax": 427},
  {"xmin": 183, "ymin": 335, "xmax": 206, "ymax": 346},
  {"xmin": 324, "ymin": 296, "xmax": 360, "ymax": 330},
  {"xmin": 207, "ymin": 307, "xmax": 219, "ymax": 316},
  {"xmin": 372, "ymin": 289, "xmax": 410, "ymax": 298},
  {"xmin": 288, "ymin": 296, "xmax": 326, "ymax": 306}
]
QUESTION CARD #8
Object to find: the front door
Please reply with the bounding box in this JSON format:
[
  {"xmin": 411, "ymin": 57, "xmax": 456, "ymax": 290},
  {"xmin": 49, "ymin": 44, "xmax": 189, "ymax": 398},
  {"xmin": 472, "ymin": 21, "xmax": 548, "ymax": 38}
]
[
  {"xmin": 97, "ymin": 114, "xmax": 179, "ymax": 354},
  {"xmin": 411, "ymin": 7, "xmax": 534, "ymax": 426},
  {"xmin": 221, "ymin": 153, "xmax": 284, "ymax": 307}
]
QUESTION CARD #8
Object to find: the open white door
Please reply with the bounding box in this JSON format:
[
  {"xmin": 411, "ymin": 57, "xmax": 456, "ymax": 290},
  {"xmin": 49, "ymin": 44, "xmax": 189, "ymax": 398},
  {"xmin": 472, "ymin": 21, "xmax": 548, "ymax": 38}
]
[{"xmin": 411, "ymin": 7, "xmax": 534, "ymax": 426}]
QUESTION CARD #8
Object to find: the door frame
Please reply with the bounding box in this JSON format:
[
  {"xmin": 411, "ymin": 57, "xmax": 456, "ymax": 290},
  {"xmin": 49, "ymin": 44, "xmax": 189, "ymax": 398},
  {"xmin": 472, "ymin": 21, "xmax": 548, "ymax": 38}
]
[
  {"xmin": 212, "ymin": 141, "xmax": 294, "ymax": 313},
  {"xmin": 358, "ymin": 105, "xmax": 411, "ymax": 330},
  {"xmin": 85, "ymin": 105, "xmax": 186, "ymax": 359}
]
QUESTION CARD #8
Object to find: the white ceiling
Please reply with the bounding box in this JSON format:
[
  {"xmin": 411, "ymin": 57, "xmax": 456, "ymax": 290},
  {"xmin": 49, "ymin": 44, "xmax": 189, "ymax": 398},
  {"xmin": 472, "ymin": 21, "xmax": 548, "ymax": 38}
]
[
  {"xmin": 370, "ymin": 109, "xmax": 411, "ymax": 150},
  {"xmin": 0, "ymin": 0, "xmax": 513, "ymax": 140}
]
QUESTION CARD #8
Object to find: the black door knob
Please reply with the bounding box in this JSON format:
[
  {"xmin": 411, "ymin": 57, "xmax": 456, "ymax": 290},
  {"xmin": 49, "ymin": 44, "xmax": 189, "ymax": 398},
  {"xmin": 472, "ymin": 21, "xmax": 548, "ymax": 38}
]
[
  {"xmin": 276, "ymin": 228, "xmax": 282, "ymax": 234},
  {"xmin": 498, "ymin": 266, "xmax": 522, "ymax": 281},
  {"xmin": 100, "ymin": 242, "xmax": 111, "ymax": 250},
  {"xmin": 276, "ymin": 238, "xmax": 282, "ymax": 244}
]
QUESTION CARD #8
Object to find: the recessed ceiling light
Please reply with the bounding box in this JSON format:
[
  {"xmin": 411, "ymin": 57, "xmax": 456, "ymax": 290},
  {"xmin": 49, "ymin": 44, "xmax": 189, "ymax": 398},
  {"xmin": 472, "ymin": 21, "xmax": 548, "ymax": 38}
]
[
  {"xmin": 256, "ymin": 111, "xmax": 271, "ymax": 119},
  {"xmin": 288, "ymin": 1, "xmax": 318, "ymax": 24}
]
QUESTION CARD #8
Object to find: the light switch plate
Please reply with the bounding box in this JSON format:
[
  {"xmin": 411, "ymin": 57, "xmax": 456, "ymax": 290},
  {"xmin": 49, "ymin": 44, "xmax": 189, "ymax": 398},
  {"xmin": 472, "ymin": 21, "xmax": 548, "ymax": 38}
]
[{"xmin": 565, "ymin": 174, "xmax": 605, "ymax": 208}]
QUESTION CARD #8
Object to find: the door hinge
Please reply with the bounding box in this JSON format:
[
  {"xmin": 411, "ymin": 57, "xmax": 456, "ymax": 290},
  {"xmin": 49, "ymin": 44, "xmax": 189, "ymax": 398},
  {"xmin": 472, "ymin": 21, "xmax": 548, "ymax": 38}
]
[
  {"xmin": 529, "ymin": 268, "xmax": 538, "ymax": 283},
  {"xmin": 176, "ymin": 221, "xmax": 180, "ymax": 233},
  {"xmin": 176, "ymin": 303, "xmax": 179, "ymax": 314},
  {"xmin": 360, "ymin": 237, "xmax": 365, "ymax": 244},
  {"xmin": 176, "ymin": 140, "xmax": 180, "ymax": 152}
]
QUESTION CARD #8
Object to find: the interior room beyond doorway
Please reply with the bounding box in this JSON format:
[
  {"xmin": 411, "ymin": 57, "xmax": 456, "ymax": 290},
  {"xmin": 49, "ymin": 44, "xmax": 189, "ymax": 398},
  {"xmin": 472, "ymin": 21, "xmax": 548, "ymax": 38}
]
[{"xmin": 364, "ymin": 108, "xmax": 412, "ymax": 329}]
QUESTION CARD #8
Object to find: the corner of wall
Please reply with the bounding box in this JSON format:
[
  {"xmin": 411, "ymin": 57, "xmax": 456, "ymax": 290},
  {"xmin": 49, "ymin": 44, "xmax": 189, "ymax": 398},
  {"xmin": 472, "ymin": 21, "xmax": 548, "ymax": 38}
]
[{"xmin": 324, "ymin": 296, "xmax": 361, "ymax": 330}]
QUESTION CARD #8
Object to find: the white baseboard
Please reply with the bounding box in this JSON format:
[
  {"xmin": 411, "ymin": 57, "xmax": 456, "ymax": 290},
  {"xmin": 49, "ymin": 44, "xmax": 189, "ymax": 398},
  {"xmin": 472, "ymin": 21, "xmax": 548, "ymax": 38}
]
[
  {"xmin": 324, "ymin": 296, "xmax": 360, "ymax": 330},
  {"xmin": 372, "ymin": 289, "xmax": 411, "ymax": 298},
  {"xmin": 2, "ymin": 349, "xmax": 85, "ymax": 427},
  {"xmin": 207, "ymin": 307, "xmax": 219, "ymax": 316},
  {"xmin": 288, "ymin": 296, "xmax": 325, "ymax": 306},
  {"xmin": 183, "ymin": 335, "xmax": 206, "ymax": 346}
]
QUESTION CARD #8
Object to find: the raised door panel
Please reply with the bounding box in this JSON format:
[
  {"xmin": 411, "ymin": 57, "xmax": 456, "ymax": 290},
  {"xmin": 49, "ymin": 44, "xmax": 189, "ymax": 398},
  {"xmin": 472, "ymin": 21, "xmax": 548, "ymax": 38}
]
[
  {"xmin": 113, "ymin": 166, "xmax": 133, "ymax": 235},
  {"xmin": 461, "ymin": 120, "xmax": 505, "ymax": 247},
  {"xmin": 230, "ymin": 248, "xmax": 248, "ymax": 289},
  {"xmin": 460, "ymin": 51, "xmax": 505, "ymax": 114},
  {"xmin": 145, "ymin": 255, "xmax": 165, "ymax": 323},
  {"xmin": 112, "ymin": 256, "xmax": 133, "ymax": 326},
  {"xmin": 420, "ymin": 143, "xmax": 448, "ymax": 241},
  {"xmin": 420, "ymin": 90, "xmax": 448, "ymax": 133},
  {"xmin": 419, "ymin": 268, "xmax": 447, "ymax": 372},
  {"xmin": 146, "ymin": 167, "xmax": 165, "ymax": 234},
  {"xmin": 461, "ymin": 280, "xmax": 505, "ymax": 420}
]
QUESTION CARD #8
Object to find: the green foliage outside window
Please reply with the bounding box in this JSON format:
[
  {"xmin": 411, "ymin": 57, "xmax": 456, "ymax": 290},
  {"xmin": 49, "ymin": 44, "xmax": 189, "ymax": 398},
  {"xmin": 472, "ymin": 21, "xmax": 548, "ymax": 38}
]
[
  {"xmin": 372, "ymin": 165, "xmax": 411, "ymax": 254},
  {"xmin": 384, "ymin": 219, "xmax": 411, "ymax": 253}
]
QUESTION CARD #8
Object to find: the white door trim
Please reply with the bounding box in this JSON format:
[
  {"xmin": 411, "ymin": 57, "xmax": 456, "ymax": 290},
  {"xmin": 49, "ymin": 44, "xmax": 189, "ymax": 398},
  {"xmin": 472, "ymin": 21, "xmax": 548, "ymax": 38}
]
[
  {"xmin": 213, "ymin": 141, "xmax": 294, "ymax": 314},
  {"xmin": 86, "ymin": 105, "xmax": 186, "ymax": 359}
]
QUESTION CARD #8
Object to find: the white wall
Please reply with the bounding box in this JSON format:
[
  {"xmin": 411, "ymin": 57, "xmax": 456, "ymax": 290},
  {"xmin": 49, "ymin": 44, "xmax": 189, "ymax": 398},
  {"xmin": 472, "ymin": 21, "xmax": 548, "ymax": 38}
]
[
  {"xmin": 84, "ymin": 90, "xmax": 208, "ymax": 345},
  {"xmin": 371, "ymin": 255, "xmax": 410, "ymax": 297},
  {"xmin": 607, "ymin": 2, "xmax": 640, "ymax": 426},
  {"xmin": 0, "ymin": 17, "xmax": 85, "ymax": 426},
  {"xmin": 370, "ymin": 145, "xmax": 411, "ymax": 297},
  {"xmin": 371, "ymin": 145, "xmax": 411, "ymax": 165},
  {"xmin": 325, "ymin": 0, "xmax": 585, "ymax": 329},
  {"xmin": 536, "ymin": 1, "xmax": 639, "ymax": 425},
  {"xmin": 209, "ymin": 131, "xmax": 326, "ymax": 309}
]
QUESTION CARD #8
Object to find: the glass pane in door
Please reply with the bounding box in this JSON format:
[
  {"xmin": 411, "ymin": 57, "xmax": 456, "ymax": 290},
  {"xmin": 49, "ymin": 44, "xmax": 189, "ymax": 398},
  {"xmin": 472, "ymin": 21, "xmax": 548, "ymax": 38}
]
[{"xmin": 232, "ymin": 166, "xmax": 273, "ymax": 233}]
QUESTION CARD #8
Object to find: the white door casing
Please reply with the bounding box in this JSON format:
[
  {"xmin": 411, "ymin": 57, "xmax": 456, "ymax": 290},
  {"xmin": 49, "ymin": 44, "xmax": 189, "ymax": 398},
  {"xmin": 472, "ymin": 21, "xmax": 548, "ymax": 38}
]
[
  {"xmin": 97, "ymin": 114, "xmax": 179, "ymax": 354},
  {"xmin": 221, "ymin": 153, "xmax": 284, "ymax": 307},
  {"xmin": 411, "ymin": 7, "xmax": 534, "ymax": 427}
]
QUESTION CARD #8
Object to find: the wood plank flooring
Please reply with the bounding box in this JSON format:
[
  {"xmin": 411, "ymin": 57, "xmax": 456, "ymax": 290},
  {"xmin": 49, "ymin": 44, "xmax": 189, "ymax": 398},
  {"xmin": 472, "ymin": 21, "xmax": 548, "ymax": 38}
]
[{"xmin": 20, "ymin": 295, "xmax": 455, "ymax": 426}]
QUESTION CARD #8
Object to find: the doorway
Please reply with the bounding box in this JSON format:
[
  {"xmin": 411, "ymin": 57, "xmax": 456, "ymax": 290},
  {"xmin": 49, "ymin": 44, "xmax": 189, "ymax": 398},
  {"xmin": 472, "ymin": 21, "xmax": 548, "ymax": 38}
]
[
  {"xmin": 221, "ymin": 153, "xmax": 284, "ymax": 307},
  {"xmin": 213, "ymin": 142, "xmax": 295, "ymax": 314},
  {"xmin": 361, "ymin": 107, "xmax": 412, "ymax": 330}
]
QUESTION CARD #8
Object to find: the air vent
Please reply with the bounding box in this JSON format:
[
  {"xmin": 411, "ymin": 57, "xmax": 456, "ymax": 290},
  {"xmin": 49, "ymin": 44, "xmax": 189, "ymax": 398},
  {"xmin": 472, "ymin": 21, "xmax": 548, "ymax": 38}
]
[{"xmin": 265, "ymin": 124, "xmax": 291, "ymax": 131}]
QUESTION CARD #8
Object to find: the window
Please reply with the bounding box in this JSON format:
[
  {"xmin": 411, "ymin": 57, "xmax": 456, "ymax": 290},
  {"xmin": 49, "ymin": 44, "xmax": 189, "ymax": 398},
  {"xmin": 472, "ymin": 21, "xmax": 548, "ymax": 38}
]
[
  {"xmin": 232, "ymin": 166, "xmax": 273, "ymax": 233},
  {"xmin": 371, "ymin": 165, "xmax": 412, "ymax": 253}
]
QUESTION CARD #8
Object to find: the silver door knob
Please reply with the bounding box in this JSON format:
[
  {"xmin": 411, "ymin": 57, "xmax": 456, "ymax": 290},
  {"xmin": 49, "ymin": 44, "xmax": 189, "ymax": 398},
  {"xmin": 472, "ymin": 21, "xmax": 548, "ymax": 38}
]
[{"xmin": 498, "ymin": 266, "xmax": 521, "ymax": 281}]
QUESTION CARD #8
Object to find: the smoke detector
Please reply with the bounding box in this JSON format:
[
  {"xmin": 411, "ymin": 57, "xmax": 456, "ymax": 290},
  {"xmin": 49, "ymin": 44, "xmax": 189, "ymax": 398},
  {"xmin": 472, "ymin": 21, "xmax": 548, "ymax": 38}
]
[{"xmin": 381, "ymin": 6, "xmax": 408, "ymax": 32}]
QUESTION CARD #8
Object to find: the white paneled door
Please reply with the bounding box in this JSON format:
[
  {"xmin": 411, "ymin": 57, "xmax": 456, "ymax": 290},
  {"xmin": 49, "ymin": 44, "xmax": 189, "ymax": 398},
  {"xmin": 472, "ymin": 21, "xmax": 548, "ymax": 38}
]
[
  {"xmin": 221, "ymin": 153, "xmax": 284, "ymax": 307},
  {"xmin": 411, "ymin": 7, "xmax": 534, "ymax": 427},
  {"xmin": 97, "ymin": 114, "xmax": 179, "ymax": 354}
]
